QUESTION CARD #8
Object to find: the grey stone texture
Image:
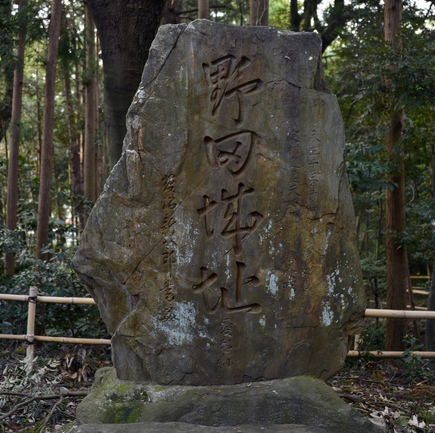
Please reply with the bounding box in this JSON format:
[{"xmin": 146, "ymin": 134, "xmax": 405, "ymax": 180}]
[
  {"xmin": 69, "ymin": 423, "xmax": 335, "ymax": 433},
  {"xmin": 74, "ymin": 368, "xmax": 384, "ymax": 433},
  {"xmin": 73, "ymin": 20, "xmax": 365, "ymax": 386}
]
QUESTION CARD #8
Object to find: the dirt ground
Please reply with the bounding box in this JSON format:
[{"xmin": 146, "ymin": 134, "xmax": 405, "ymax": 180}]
[{"xmin": 1, "ymin": 343, "xmax": 434, "ymax": 433}]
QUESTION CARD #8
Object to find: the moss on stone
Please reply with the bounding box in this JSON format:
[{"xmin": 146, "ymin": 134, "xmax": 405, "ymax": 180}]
[{"xmin": 76, "ymin": 371, "xmax": 384, "ymax": 432}]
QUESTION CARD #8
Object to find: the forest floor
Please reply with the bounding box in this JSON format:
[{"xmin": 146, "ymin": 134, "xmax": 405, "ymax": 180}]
[{"xmin": 1, "ymin": 343, "xmax": 435, "ymax": 433}]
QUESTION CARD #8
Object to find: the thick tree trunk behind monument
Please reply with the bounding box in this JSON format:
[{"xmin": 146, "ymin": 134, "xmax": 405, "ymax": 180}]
[
  {"xmin": 384, "ymin": 0, "xmax": 406, "ymax": 352},
  {"xmin": 249, "ymin": 0, "xmax": 269, "ymax": 26},
  {"xmin": 5, "ymin": 0, "xmax": 26, "ymax": 275},
  {"xmin": 35, "ymin": 0, "xmax": 61, "ymax": 260},
  {"xmin": 87, "ymin": 0, "xmax": 166, "ymax": 182}
]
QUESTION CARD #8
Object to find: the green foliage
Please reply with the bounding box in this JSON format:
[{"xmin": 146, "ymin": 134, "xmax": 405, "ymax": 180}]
[
  {"xmin": 0, "ymin": 227, "xmax": 108, "ymax": 340},
  {"xmin": 0, "ymin": 154, "xmax": 107, "ymax": 341},
  {"xmin": 269, "ymin": 0, "xmax": 290, "ymax": 30},
  {"xmin": 395, "ymin": 335, "xmax": 434, "ymax": 383},
  {"xmin": 357, "ymin": 323, "xmax": 386, "ymax": 352},
  {"xmin": 324, "ymin": 0, "xmax": 435, "ymax": 311}
]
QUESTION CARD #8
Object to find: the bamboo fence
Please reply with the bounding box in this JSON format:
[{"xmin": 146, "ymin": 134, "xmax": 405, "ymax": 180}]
[
  {"xmin": 1, "ymin": 286, "xmax": 435, "ymax": 361},
  {"xmin": 0, "ymin": 287, "xmax": 104, "ymax": 360}
]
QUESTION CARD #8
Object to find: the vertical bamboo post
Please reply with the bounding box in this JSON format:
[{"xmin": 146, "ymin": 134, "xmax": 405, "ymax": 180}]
[
  {"xmin": 354, "ymin": 334, "xmax": 361, "ymax": 351},
  {"xmin": 26, "ymin": 286, "xmax": 37, "ymax": 361}
]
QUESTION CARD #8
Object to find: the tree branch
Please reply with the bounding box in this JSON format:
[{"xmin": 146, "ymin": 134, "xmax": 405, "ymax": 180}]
[
  {"xmin": 0, "ymin": 391, "xmax": 87, "ymax": 422},
  {"xmin": 0, "ymin": 397, "xmax": 36, "ymax": 422},
  {"xmin": 39, "ymin": 396, "xmax": 64, "ymax": 433}
]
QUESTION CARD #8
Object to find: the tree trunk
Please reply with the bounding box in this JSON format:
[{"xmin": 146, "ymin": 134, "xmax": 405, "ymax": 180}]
[
  {"xmin": 35, "ymin": 0, "xmax": 62, "ymax": 261},
  {"xmin": 198, "ymin": 0, "xmax": 209, "ymax": 19},
  {"xmin": 84, "ymin": 3, "xmax": 98, "ymax": 203},
  {"xmin": 63, "ymin": 55, "xmax": 85, "ymax": 229},
  {"xmin": 426, "ymin": 143, "xmax": 435, "ymax": 352},
  {"xmin": 161, "ymin": 0, "xmax": 181, "ymax": 24},
  {"xmin": 290, "ymin": 0, "xmax": 301, "ymax": 31},
  {"xmin": 249, "ymin": 0, "xmax": 268, "ymax": 26},
  {"xmin": 384, "ymin": 0, "xmax": 406, "ymax": 352},
  {"xmin": 0, "ymin": 0, "xmax": 14, "ymax": 144},
  {"xmin": 87, "ymin": 0, "xmax": 166, "ymax": 183},
  {"xmin": 53, "ymin": 163, "xmax": 62, "ymax": 220},
  {"xmin": 5, "ymin": 0, "xmax": 27, "ymax": 276}
]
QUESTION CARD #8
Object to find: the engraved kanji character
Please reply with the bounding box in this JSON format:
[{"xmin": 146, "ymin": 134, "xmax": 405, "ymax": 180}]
[
  {"xmin": 197, "ymin": 195, "xmax": 218, "ymax": 238},
  {"xmin": 162, "ymin": 249, "xmax": 176, "ymax": 265},
  {"xmin": 192, "ymin": 262, "xmax": 261, "ymax": 314},
  {"xmin": 161, "ymin": 215, "xmax": 176, "ymax": 234},
  {"xmin": 163, "ymin": 174, "xmax": 175, "ymax": 192},
  {"xmin": 220, "ymin": 261, "xmax": 261, "ymax": 313},
  {"xmin": 162, "ymin": 196, "xmax": 177, "ymax": 210},
  {"xmin": 204, "ymin": 131, "xmax": 258, "ymax": 178},
  {"xmin": 192, "ymin": 267, "xmax": 220, "ymax": 313},
  {"xmin": 308, "ymin": 130, "xmax": 321, "ymax": 147},
  {"xmin": 221, "ymin": 183, "xmax": 264, "ymax": 256},
  {"xmin": 203, "ymin": 55, "xmax": 264, "ymax": 125}
]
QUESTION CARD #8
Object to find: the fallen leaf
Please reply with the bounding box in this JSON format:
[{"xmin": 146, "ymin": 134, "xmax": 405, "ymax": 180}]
[{"xmin": 408, "ymin": 414, "xmax": 426, "ymax": 428}]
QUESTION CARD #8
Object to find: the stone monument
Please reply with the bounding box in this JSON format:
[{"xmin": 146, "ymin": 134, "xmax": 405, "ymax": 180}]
[{"xmin": 72, "ymin": 20, "xmax": 383, "ymax": 433}]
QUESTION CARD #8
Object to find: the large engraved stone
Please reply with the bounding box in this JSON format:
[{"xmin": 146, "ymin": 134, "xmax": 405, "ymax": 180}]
[{"xmin": 73, "ymin": 20, "xmax": 365, "ymax": 385}]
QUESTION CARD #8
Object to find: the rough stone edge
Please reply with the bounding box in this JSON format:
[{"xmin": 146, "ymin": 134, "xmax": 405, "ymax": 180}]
[
  {"xmin": 75, "ymin": 368, "xmax": 385, "ymax": 433},
  {"xmin": 70, "ymin": 422, "xmax": 329, "ymax": 433}
]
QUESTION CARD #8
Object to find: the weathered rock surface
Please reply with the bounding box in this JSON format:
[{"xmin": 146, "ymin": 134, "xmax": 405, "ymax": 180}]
[
  {"xmin": 68, "ymin": 423, "xmax": 344, "ymax": 433},
  {"xmin": 74, "ymin": 368, "xmax": 384, "ymax": 433},
  {"xmin": 73, "ymin": 20, "xmax": 365, "ymax": 385}
]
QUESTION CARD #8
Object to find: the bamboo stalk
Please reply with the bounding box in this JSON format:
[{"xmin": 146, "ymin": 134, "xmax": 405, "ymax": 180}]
[
  {"xmin": 0, "ymin": 294, "xmax": 96, "ymax": 304},
  {"xmin": 347, "ymin": 350, "xmax": 435, "ymax": 359},
  {"xmin": 26, "ymin": 286, "xmax": 37, "ymax": 361},
  {"xmin": 365, "ymin": 308, "xmax": 435, "ymax": 319},
  {"xmin": 0, "ymin": 334, "xmax": 111, "ymax": 345}
]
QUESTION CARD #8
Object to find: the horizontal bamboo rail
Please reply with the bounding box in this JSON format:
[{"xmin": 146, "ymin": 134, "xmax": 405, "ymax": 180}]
[
  {"xmin": 0, "ymin": 334, "xmax": 110, "ymax": 345},
  {"xmin": 409, "ymin": 289, "xmax": 430, "ymax": 296},
  {"xmin": 3, "ymin": 289, "xmax": 435, "ymax": 361},
  {"xmin": 365, "ymin": 308, "xmax": 435, "ymax": 319},
  {"xmin": 0, "ymin": 294, "xmax": 96, "ymax": 305},
  {"xmin": 347, "ymin": 350, "xmax": 435, "ymax": 359}
]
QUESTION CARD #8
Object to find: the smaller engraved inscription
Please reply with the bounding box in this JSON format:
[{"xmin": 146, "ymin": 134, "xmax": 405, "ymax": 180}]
[
  {"xmin": 218, "ymin": 318, "xmax": 234, "ymax": 369},
  {"xmin": 159, "ymin": 174, "xmax": 177, "ymax": 321},
  {"xmin": 308, "ymin": 130, "xmax": 321, "ymax": 197},
  {"xmin": 203, "ymin": 55, "xmax": 264, "ymax": 125},
  {"xmin": 284, "ymin": 251, "xmax": 310, "ymax": 296},
  {"xmin": 286, "ymin": 129, "xmax": 302, "ymax": 202}
]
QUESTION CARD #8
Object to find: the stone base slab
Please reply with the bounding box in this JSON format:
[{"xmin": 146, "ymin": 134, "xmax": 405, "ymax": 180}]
[
  {"xmin": 70, "ymin": 422, "xmax": 333, "ymax": 433},
  {"xmin": 74, "ymin": 368, "xmax": 385, "ymax": 433}
]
